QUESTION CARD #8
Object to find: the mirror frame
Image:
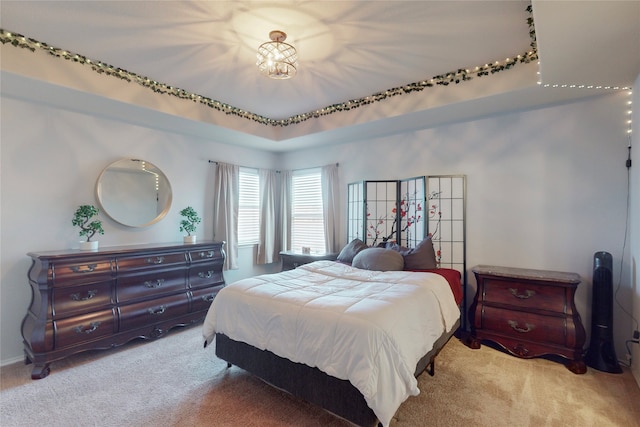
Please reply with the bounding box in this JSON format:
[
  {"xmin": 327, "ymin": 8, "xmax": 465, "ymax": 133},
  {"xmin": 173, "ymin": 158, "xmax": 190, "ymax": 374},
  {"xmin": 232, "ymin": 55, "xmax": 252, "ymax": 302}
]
[{"xmin": 95, "ymin": 158, "xmax": 172, "ymax": 228}]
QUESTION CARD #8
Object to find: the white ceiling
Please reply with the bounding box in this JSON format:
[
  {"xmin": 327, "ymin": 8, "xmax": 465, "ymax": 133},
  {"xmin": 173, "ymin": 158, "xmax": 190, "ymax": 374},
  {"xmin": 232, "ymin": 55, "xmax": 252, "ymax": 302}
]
[{"xmin": 1, "ymin": 1, "xmax": 639, "ymax": 152}]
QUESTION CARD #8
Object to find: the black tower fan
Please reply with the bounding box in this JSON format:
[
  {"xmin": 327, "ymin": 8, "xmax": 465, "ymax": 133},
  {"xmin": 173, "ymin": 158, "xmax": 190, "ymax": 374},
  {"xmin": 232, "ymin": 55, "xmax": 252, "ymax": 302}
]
[{"xmin": 585, "ymin": 251, "xmax": 622, "ymax": 373}]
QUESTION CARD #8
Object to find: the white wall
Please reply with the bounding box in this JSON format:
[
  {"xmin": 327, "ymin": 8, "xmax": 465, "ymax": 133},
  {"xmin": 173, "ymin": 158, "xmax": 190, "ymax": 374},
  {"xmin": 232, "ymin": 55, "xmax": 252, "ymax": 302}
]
[
  {"xmin": 282, "ymin": 90, "xmax": 635, "ymax": 364},
  {"xmin": 631, "ymin": 73, "xmax": 640, "ymax": 386},
  {"xmin": 0, "ymin": 94, "xmax": 280, "ymax": 364},
  {"xmin": 1, "ymin": 83, "xmax": 637, "ymax": 374}
]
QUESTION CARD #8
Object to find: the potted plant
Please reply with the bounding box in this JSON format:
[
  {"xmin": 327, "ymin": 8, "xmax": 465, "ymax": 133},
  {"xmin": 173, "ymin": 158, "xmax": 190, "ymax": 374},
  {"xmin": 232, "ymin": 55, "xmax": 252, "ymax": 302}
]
[
  {"xmin": 72, "ymin": 204, "xmax": 104, "ymax": 250},
  {"xmin": 179, "ymin": 206, "xmax": 201, "ymax": 244}
]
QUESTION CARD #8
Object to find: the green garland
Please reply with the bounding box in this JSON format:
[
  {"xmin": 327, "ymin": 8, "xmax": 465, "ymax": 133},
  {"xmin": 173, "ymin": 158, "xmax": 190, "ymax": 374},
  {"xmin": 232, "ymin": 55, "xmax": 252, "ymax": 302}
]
[{"xmin": 1, "ymin": 4, "xmax": 539, "ymax": 127}]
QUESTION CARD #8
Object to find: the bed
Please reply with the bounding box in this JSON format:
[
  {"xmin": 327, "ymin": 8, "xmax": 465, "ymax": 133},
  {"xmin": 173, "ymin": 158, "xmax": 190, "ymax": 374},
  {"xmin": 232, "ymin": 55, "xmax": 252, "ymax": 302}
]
[{"xmin": 203, "ymin": 242, "xmax": 463, "ymax": 427}]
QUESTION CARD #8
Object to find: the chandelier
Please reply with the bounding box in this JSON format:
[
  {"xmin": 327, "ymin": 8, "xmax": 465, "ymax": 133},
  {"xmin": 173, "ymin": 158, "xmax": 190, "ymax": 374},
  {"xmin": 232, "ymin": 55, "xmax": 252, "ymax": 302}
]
[{"xmin": 256, "ymin": 30, "xmax": 298, "ymax": 79}]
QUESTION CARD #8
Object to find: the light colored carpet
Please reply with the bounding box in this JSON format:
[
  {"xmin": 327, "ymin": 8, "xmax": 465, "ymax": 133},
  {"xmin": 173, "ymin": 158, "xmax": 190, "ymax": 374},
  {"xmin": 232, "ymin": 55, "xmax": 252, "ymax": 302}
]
[{"xmin": 1, "ymin": 324, "xmax": 639, "ymax": 427}]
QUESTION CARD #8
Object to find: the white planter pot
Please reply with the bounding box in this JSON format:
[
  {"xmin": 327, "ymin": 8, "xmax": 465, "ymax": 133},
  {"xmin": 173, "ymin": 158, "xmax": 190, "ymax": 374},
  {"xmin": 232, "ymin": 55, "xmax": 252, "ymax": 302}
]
[
  {"xmin": 183, "ymin": 235, "xmax": 196, "ymax": 244},
  {"xmin": 80, "ymin": 241, "xmax": 99, "ymax": 251}
]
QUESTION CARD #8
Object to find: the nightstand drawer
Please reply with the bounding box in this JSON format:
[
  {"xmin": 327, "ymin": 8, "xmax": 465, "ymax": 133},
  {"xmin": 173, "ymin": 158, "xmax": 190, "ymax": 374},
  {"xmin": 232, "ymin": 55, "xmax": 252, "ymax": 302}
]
[
  {"xmin": 480, "ymin": 306, "xmax": 567, "ymax": 346},
  {"xmin": 483, "ymin": 278, "xmax": 566, "ymax": 312}
]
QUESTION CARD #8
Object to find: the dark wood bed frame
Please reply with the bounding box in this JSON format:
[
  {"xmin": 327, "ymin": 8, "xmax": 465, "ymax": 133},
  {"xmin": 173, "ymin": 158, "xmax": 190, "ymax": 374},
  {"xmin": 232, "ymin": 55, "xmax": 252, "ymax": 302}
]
[{"xmin": 215, "ymin": 318, "xmax": 460, "ymax": 427}]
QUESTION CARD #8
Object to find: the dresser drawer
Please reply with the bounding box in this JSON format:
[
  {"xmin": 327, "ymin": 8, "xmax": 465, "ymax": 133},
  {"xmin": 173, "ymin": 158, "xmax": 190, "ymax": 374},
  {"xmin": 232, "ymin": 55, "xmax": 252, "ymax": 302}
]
[
  {"xmin": 483, "ymin": 278, "xmax": 567, "ymax": 312},
  {"xmin": 51, "ymin": 259, "xmax": 114, "ymax": 286},
  {"xmin": 119, "ymin": 293, "xmax": 190, "ymax": 331},
  {"xmin": 190, "ymin": 285, "xmax": 224, "ymax": 312},
  {"xmin": 480, "ymin": 306, "xmax": 567, "ymax": 346},
  {"xmin": 116, "ymin": 252, "xmax": 187, "ymax": 272},
  {"xmin": 52, "ymin": 281, "xmax": 114, "ymax": 318},
  {"xmin": 189, "ymin": 247, "xmax": 224, "ymax": 264},
  {"xmin": 189, "ymin": 265, "xmax": 224, "ymax": 289},
  {"xmin": 54, "ymin": 309, "xmax": 116, "ymax": 349},
  {"xmin": 116, "ymin": 269, "xmax": 187, "ymax": 303}
]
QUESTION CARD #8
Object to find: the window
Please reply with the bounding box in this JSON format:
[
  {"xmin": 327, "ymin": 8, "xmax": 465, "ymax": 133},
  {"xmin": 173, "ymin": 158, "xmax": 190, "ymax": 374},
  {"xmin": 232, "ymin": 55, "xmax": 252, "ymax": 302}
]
[
  {"xmin": 238, "ymin": 167, "xmax": 259, "ymax": 245},
  {"xmin": 291, "ymin": 168, "xmax": 326, "ymax": 253}
]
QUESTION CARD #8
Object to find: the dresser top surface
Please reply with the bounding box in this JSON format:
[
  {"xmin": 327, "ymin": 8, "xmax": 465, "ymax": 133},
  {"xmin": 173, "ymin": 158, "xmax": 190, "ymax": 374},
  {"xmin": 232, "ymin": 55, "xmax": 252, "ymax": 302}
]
[
  {"xmin": 28, "ymin": 241, "xmax": 224, "ymax": 259},
  {"xmin": 472, "ymin": 265, "xmax": 581, "ymax": 284}
]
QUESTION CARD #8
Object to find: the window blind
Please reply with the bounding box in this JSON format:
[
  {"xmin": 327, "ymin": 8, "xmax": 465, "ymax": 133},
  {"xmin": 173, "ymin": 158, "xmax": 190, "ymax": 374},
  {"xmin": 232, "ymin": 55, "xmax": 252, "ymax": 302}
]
[
  {"xmin": 238, "ymin": 168, "xmax": 259, "ymax": 245},
  {"xmin": 291, "ymin": 168, "xmax": 325, "ymax": 253}
]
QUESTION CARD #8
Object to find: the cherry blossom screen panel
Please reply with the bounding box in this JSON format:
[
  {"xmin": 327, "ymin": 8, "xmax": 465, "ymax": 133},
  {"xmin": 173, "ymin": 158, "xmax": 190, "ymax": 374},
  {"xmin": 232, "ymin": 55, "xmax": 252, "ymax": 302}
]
[
  {"xmin": 426, "ymin": 175, "xmax": 466, "ymax": 273},
  {"xmin": 346, "ymin": 177, "xmax": 427, "ymax": 249}
]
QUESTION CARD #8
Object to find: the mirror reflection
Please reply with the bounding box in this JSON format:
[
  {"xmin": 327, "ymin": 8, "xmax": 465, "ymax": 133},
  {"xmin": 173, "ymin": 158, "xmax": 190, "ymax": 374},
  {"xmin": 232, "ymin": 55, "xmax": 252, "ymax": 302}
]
[{"xmin": 96, "ymin": 159, "xmax": 172, "ymax": 228}]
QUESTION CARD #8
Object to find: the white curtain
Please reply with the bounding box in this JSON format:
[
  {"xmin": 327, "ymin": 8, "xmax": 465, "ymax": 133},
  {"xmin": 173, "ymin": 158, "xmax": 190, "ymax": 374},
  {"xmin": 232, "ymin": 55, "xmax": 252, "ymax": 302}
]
[
  {"xmin": 321, "ymin": 164, "xmax": 340, "ymax": 253},
  {"xmin": 256, "ymin": 168, "xmax": 278, "ymax": 264},
  {"xmin": 279, "ymin": 170, "xmax": 292, "ymax": 252},
  {"xmin": 213, "ymin": 162, "xmax": 239, "ymax": 270}
]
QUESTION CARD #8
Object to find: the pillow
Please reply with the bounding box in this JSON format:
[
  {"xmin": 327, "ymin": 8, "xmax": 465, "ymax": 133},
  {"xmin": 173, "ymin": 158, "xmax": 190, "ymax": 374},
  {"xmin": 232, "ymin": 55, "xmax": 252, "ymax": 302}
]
[
  {"xmin": 337, "ymin": 239, "xmax": 368, "ymax": 263},
  {"xmin": 402, "ymin": 237, "xmax": 437, "ymax": 270},
  {"xmin": 352, "ymin": 248, "xmax": 404, "ymax": 271},
  {"xmin": 381, "ymin": 241, "xmax": 410, "ymax": 255}
]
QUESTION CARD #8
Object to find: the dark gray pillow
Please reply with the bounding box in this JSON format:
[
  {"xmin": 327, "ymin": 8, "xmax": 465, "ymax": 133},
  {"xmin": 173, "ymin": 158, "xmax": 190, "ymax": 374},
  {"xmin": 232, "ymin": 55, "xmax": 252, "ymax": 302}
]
[
  {"xmin": 352, "ymin": 248, "xmax": 404, "ymax": 271},
  {"xmin": 382, "ymin": 241, "xmax": 410, "ymax": 255},
  {"xmin": 403, "ymin": 237, "xmax": 437, "ymax": 270},
  {"xmin": 337, "ymin": 239, "xmax": 368, "ymax": 263}
]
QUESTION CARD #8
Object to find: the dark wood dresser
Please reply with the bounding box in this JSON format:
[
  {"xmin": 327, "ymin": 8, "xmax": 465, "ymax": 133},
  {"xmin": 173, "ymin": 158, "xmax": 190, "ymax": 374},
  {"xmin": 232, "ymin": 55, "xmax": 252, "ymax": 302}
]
[
  {"xmin": 468, "ymin": 265, "xmax": 586, "ymax": 374},
  {"xmin": 21, "ymin": 241, "xmax": 225, "ymax": 379},
  {"xmin": 280, "ymin": 251, "xmax": 338, "ymax": 271}
]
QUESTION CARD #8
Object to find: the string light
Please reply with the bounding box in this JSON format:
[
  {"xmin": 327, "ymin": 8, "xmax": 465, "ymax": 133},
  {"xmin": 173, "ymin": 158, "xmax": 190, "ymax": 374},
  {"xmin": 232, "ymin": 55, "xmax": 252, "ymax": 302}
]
[
  {"xmin": 0, "ymin": 27, "xmax": 538, "ymax": 127},
  {"xmin": 0, "ymin": 4, "xmax": 541, "ymax": 128},
  {"xmin": 627, "ymin": 90, "xmax": 634, "ymax": 135}
]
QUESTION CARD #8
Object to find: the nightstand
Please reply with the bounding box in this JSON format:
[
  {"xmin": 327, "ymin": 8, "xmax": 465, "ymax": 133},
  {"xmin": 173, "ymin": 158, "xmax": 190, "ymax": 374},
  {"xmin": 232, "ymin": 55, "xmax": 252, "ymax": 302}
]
[
  {"xmin": 280, "ymin": 251, "xmax": 338, "ymax": 271},
  {"xmin": 468, "ymin": 265, "xmax": 587, "ymax": 374}
]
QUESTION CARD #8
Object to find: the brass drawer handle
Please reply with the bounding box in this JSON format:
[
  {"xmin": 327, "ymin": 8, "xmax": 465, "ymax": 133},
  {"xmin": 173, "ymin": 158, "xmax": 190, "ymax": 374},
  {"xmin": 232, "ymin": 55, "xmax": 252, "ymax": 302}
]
[
  {"xmin": 198, "ymin": 270, "xmax": 214, "ymax": 279},
  {"xmin": 70, "ymin": 290, "xmax": 97, "ymax": 301},
  {"xmin": 148, "ymin": 305, "xmax": 166, "ymax": 315},
  {"xmin": 75, "ymin": 321, "xmax": 101, "ymax": 334},
  {"xmin": 70, "ymin": 264, "xmax": 97, "ymax": 273},
  {"xmin": 144, "ymin": 279, "xmax": 165, "ymax": 288},
  {"xmin": 145, "ymin": 256, "xmax": 165, "ymax": 265},
  {"xmin": 509, "ymin": 288, "xmax": 535, "ymax": 299},
  {"xmin": 508, "ymin": 320, "xmax": 535, "ymax": 333},
  {"xmin": 201, "ymin": 293, "xmax": 215, "ymax": 302},
  {"xmin": 198, "ymin": 251, "xmax": 215, "ymax": 259}
]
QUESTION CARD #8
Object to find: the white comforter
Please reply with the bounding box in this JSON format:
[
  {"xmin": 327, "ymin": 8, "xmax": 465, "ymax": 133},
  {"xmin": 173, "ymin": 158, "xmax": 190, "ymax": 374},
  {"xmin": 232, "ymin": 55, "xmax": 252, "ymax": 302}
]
[{"xmin": 203, "ymin": 260, "xmax": 459, "ymax": 427}]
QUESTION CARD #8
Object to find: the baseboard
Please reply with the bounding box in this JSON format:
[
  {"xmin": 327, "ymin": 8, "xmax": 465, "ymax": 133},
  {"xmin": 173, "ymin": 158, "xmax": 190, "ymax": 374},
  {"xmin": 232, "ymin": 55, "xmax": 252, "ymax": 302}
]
[{"xmin": 1, "ymin": 355, "xmax": 24, "ymax": 368}]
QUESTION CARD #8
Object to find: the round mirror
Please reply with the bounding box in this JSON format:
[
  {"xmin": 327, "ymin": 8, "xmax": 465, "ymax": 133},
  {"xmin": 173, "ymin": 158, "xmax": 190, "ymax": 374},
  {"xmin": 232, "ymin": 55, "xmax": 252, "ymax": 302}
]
[{"xmin": 96, "ymin": 159, "xmax": 172, "ymax": 227}]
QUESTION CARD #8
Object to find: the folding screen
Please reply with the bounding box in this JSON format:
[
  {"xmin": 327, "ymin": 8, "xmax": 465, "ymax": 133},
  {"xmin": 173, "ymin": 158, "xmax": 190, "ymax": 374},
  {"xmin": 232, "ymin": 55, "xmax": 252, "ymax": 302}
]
[
  {"xmin": 347, "ymin": 175, "xmax": 467, "ymax": 327},
  {"xmin": 347, "ymin": 177, "xmax": 426, "ymax": 248}
]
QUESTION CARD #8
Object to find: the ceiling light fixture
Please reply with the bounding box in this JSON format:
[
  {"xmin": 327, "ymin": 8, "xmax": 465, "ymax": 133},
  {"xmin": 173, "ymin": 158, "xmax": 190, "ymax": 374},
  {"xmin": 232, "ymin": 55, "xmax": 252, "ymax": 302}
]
[{"xmin": 256, "ymin": 30, "xmax": 298, "ymax": 80}]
